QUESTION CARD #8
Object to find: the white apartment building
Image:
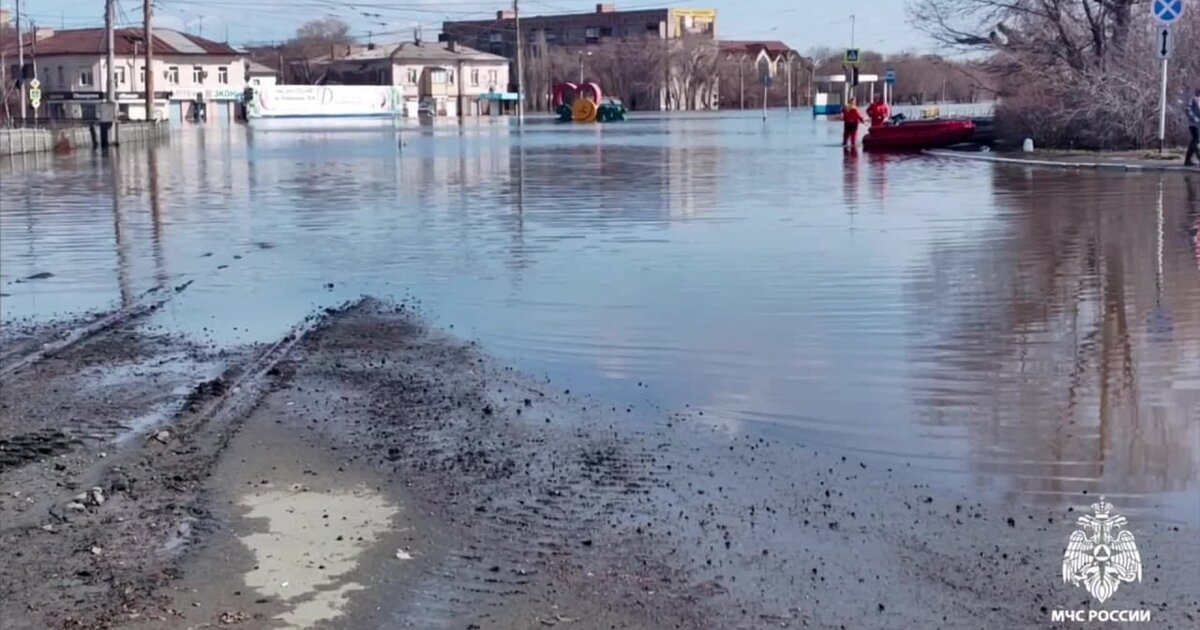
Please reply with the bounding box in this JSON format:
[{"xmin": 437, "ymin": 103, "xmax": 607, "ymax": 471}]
[
  {"xmin": 246, "ymin": 60, "xmax": 278, "ymax": 88},
  {"xmin": 323, "ymin": 39, "xmax": 512, "ymax": 117},
  {"xmin": 7, "ymin": 27, "xmax": 247, "ymax": 124}
]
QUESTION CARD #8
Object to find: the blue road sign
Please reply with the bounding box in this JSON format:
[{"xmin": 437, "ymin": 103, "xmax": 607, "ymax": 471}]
[
  {"xmin": 884, "ymin": 69, "xmax": 896, "ymax": 85},
  {"xmin": 844, "ymin": 48, "xmax": 860, "ymax": 66},
  {"xmin": 1152, "ymin": 0, "xmax": 1184, "ymax": 25}
]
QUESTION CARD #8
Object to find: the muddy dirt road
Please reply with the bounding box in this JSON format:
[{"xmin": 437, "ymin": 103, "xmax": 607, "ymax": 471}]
[{"xmin": 2, "ymin": 299, "xmax": 1197, "ymax": 629}]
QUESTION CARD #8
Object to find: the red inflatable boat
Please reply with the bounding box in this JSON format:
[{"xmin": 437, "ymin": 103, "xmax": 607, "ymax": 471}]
[{"xmin": 863, "ymin": 119, "xmax": 976, "ymax": 152}]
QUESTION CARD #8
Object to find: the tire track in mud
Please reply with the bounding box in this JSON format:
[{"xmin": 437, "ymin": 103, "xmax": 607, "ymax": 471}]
[
  {"xmin": 0, "ymin": 429, "xmax": 78, "ymax": 473},
  {"xmin": 0, "ymin": 299, "xmax": 365, "ymax": 630},
  {"xmin": 266, "ymin": 300, "xmax": 711, "ymax": 628},
  {"xmin": 0, "ymin": 282, "xmax": 191, "ymax": 380}
]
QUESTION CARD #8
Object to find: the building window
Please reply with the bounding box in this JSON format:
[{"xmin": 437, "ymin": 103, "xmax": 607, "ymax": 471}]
[
  {"xmin": 79, "ymin": 68, "xmax": 94, "ymax": 87},
  {"xmin": 218, "ymin": 66, "xmax": 228, "ymax": 84},
  {"xmin": 470, "ymin": 68, "xmax": 479, "ymax": 86},
  {"xmin": 114, "ymin": 66, "xmax": 126, "ymax": 86},
  {"xmin": 430, "ymin": 69, "xmax": 446, "ymax": 84},
  {"xmin": 544, "ymin": 30, "xmax": 558, "ymax": 42},
  {"xmin": 407, "ymin": 68, "xmax": 418, "ymax": 84},
  {"xmin": 167, "ymin": 66, "xmax": 179, "ymax": 84},
  {"xmin": 487, "ymin": 69, "xmax": 497, "ymax": 86},
  {"xmin": 488, "ymin": 32, "xmax": 502, "ymax": 43},
  {"xmin": 139, "ymin": 66, "xmax": 145, "ymax": 85},
  {"xmin": 585, "ymin": 26, "xmax": 599, "ymax": 38},
  {"xmin": 599, "ymin": 26, "xmax": 613, "ymax": 37},
  {"xmin": 192, "ymin": 66, "xmax": 204, "ymax": 83},
  {"xmin": 57, "ymin": 66, "xmax": 64, "ymax": 86}
]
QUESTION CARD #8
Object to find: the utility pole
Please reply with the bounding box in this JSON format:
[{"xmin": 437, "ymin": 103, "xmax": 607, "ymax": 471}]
[
  {"xmin": 786, "ymin": 54, "xmax": 792, "ymax": 113},
  {"xmin": 105, "ymin": 0, "xmax": 116, "ymax": 105},
  {"xmin": 1157, "ymin": 55, "xmax": 1168, "ymax": 153},
  {"xmin": 1, "ymin": 46, "xmax": 9, "ymax": 122},
  {"xmin": 144, "ymin": 0, "xmax": 155, "ymax": 121},
  {"xmin": 513, "ymin": 0, "xmax": 524, "ymax": 125},
  {"xmin": 16, "ymin": 0, "xmax": 25, "ymax": 120}
]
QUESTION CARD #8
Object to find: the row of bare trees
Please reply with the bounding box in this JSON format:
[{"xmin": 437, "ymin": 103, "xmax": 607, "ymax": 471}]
[
  {"xmin": 521, "ymin": 34, "xmax": 724, "ymax": 111},
  {"xmin": 909, "ymin": 0, "xmax": 1200, "ymax": 149},
  {"xmin": 810, "ymin": 48, "xmax": 994, "ymax": 105},
  {"xmin": 521, "ymin": 35, "xmax": 992, "ymax": 112}
]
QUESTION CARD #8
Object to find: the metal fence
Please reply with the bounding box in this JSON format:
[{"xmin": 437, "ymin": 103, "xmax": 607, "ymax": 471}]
[{"xmin": 1, "ymin": 117, "xmax": 95, "ymax": 129}]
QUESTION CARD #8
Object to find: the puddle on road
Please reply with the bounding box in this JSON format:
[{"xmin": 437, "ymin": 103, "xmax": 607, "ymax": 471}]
[{"xmin": 238, "ymin": 486, "xmax": 398, "ymax": 628}]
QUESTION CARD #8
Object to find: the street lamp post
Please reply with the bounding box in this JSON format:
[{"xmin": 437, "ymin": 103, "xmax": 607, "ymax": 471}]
[{"xmin": 578, "ymin": 50, "xmax": 591, "ymax": 84}]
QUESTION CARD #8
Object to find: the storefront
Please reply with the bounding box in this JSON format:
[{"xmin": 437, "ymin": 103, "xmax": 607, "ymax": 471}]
[
  {"xmin": 480, "ymin": 91, "xmax": 520, "ymax": 116},
  {"xmin": 165, "ymin": 88, "xmax": 244, "ymax": 125},
  {"xmin": 43, "ymin": 91, "xmax": 171, "ymax": 121}
]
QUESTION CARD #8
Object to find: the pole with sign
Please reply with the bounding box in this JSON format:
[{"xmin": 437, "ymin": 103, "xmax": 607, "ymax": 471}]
[
  {"xmin": 843, "ymin": 49, "xmax": 860, "ymax": 109},
  {"xmin": 28, "ymin": 78, "xmax": 42, "ymax": 116},
  {"xmin": 1152, "ymin": 0, "xmax": 1183, "ymax": 153}
]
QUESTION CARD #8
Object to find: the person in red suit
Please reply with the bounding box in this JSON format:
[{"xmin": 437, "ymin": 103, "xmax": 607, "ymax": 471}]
[
  {"xmin": 843, "ymin": 100, "xmax": 864, "ymax": 148},
  {"xmin": 867, "ymin": 97, "xmax": 890, "ymax": 127}
]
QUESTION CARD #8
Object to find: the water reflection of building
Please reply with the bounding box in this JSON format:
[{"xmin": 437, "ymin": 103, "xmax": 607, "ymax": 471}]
[
  {"xmin": 507, "ymin": 132, "xmax": 720, "ymax": 228},
  {"xmin": 908, "ymin": 170, "xmax": 1200, "ymax": 518}
]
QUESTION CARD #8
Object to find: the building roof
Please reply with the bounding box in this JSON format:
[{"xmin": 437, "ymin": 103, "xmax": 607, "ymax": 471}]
[
  {"xmin": 246, "ymin": 60, "xmax": 277, "ymax": 75},
  {"xmin": 0, "ymin": 28, "xmax": 241, "ymax": 57},
  {"xmin": 719, "ymin": 40, "xmax": 793, "ymax": 57},
  {"xmin": 327, "ymin": 41, "xmax": 507, "ymax": 65},
  {"xmin": 389, "ymin": 41, "xmax": 507, "ymax": 63},
  {"xmin": 443, "ymin": 5, "xmax": 678, "ymax": 29}
]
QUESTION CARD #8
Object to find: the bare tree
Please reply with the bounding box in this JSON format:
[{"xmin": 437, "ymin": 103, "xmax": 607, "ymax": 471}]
[
  {"xmin": 665, "ymin": 35, "xmax": 718, "ymax": 110},
  {"xmin": 1, "ymin": 21, "xmax": 18, "ymax": 122},
  {"xmin": 908, "ymin": 0, "xmax": 1200, "ymax": 148},
  {"xmin": 279, "ymin": 18, "xmax": 357, "ymax": 84},
  {"xmin": 909, "ymin": 0, "xmax": 1140, "ymax": 70},
  {"xmin": 569, "ymin": 37, "xmax": 668, "ymax": 110},
  {"xmin": 520, "ymin": 35, "xmax": 667, "ymax": 111},
  {"xmin": 294, "ymin": 17, "xmax": 354, "ymax": 49}
]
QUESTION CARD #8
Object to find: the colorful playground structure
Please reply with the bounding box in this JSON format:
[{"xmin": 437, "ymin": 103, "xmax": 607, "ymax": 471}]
[{"xmin": 553, "ymin": 82, "xmax": 628, "ymax": 123}]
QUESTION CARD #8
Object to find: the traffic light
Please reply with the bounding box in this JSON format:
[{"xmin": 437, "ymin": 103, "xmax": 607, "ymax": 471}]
[{"xmin": 851, "ymin": 67, "xmax": 860, "ymax": 87}]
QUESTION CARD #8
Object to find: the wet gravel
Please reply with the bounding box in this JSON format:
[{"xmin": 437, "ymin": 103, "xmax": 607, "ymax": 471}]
[{"xmin": 2, "ymin": 298, "xmax": 1198, "ymax": 629}]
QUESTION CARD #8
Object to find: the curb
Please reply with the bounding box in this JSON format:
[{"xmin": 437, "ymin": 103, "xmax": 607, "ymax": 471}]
[{"xmin": 924, "ymin": 149, "xmax": 1199, "ymax": 174}]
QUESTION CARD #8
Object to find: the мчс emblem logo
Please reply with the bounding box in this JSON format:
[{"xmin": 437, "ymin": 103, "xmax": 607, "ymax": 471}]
[{"xmin": 1061, "ymin": 497, "xmax": 1142, "ymax": 603}]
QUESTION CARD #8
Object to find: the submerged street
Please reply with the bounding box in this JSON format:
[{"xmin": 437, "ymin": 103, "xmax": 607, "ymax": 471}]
[{"xmin": 2, "ymin": 114, "xmax": 1199, "ymax": 628}]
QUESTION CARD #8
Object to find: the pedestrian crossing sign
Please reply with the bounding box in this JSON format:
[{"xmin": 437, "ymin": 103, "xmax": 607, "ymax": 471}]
[{"xmin": 844, "ymin": 48, "xmax": 860, "ymax": 66}]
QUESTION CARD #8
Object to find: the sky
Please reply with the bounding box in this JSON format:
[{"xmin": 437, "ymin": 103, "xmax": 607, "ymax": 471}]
[{"xmin": 12, "ymin": 0, "xmax": 932, "ymax": 53}]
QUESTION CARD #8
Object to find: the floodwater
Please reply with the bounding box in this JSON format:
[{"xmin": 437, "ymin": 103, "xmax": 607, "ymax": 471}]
[{"xmin": 3, "ymin": 113, "xmax": 1199, "ymax": 524}]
